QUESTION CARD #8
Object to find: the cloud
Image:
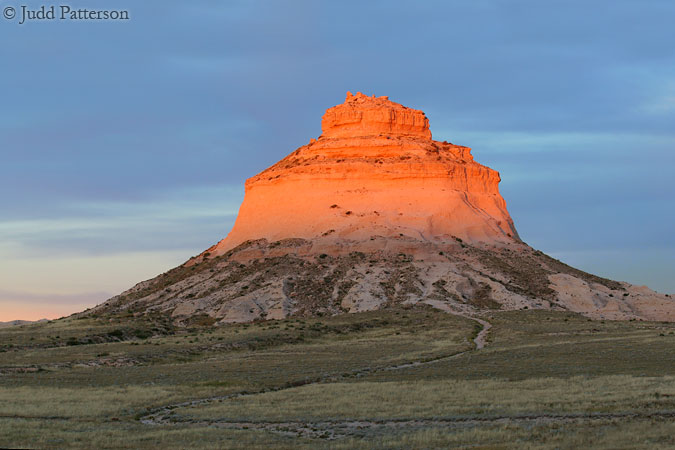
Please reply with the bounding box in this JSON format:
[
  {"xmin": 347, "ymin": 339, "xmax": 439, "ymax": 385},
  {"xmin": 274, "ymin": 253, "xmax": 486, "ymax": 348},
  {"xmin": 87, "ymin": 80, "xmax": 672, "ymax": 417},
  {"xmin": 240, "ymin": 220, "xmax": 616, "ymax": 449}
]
[
  {"xmin": 640, "ymin": 80, "xmax": 675, "ymax": 114},
  {"xmin": 0, "ymin": 0, "xmax": 673, "ymax": 303},
  {"xmin": 0, "ymin": 289, "xmax": 111, "ymax": 306},
  {"xmin": 0, "ymin": 185, "xmax": 242, "ymax": 256}
]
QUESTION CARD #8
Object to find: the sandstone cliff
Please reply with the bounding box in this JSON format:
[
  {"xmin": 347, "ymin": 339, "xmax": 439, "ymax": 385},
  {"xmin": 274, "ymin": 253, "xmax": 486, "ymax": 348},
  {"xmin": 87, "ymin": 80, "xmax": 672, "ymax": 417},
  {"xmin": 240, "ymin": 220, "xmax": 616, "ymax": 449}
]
[
  {"xmin": 90, "ymin": 93, "xmax": 675, "ymax": 324},
  {"xmin": 210, "ymin": 92, "xmax": 518, "ymax": 254}
]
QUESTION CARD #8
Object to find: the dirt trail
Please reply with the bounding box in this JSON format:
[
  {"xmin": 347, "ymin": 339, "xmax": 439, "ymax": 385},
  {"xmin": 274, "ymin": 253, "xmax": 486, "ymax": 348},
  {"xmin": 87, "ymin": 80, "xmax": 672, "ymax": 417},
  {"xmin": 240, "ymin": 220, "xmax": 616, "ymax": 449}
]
[
  {"xmin": 464, "ymin": 314, "xmax": 491, "ymax": 349},
  {"xmin": 422, "ymin": 300, "xmax": 492, "ymax": 349},
  {"xmin": 140, "ymin": 310, "xmax": 492, "ymax": 435},
  {"xmin": 144, "ymin": 411, "xmax": 675, "ymax": 440}
]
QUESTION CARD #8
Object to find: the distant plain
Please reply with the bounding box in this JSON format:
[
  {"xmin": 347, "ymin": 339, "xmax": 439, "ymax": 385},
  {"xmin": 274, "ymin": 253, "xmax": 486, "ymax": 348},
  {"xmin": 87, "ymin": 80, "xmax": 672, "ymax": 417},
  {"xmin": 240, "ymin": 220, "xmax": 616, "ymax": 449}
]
[{"xmin": 2, "ymin": 307, "xmax": 674, "ymax": 448}]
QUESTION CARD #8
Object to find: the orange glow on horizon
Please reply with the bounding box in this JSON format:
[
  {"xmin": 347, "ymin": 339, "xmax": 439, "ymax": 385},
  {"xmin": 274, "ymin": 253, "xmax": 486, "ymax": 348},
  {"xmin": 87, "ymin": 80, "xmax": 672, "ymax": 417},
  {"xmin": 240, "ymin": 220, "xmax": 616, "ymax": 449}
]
[{"xmin": 0, "ymin": 301, "xmax": 96, "ymax": 322}]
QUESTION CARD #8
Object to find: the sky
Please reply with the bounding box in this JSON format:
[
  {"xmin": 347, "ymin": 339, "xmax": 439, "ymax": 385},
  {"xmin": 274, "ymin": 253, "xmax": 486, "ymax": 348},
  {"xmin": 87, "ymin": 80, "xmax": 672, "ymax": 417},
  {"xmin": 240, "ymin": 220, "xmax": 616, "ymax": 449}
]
[{"xmin": 1, "ymin": 0, "xmax": 673, "ymax": 321}]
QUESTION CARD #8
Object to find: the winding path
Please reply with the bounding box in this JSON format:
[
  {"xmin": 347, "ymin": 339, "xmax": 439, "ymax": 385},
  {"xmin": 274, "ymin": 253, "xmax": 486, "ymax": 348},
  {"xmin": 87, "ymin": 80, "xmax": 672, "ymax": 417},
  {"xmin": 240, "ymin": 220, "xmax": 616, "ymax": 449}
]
[
  {"xmin": 144, "ymin": 411, "xmax": 675, "ymax": 440},
  {"xmin": 459, "ymin": 313, "xmax": 491, "ymax": 349},
  {"xmin": 140, "ymin": 311, "xmax": 492, "ymax": 437}
]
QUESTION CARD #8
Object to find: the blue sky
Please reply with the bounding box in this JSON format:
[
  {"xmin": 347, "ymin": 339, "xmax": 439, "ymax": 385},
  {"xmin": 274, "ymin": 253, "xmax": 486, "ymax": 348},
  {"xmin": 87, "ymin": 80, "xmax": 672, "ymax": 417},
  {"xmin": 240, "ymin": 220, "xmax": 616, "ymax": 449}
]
[{"xmin": 1, "ymin": 0, "xmax": 673, "ymax": 320}]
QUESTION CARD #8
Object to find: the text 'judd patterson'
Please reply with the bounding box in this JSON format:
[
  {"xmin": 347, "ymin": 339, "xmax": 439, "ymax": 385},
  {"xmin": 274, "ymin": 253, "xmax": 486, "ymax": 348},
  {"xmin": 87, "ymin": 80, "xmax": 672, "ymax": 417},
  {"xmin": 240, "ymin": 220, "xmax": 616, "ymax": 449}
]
[{"xmin": 3, "ymin": 5, "xmax": 130, "ymax": 24}]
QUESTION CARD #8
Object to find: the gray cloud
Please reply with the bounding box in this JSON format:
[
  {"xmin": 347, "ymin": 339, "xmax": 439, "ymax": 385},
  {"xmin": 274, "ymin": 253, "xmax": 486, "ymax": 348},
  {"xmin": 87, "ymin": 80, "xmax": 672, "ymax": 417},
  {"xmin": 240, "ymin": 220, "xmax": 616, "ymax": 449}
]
[
  {"xmin": 0, "ymin": 289, "xmax": 111, "ymax": 306},
  {"xmin": 0, "ymin": 0, "xmax": 673, "ymax": 293}
]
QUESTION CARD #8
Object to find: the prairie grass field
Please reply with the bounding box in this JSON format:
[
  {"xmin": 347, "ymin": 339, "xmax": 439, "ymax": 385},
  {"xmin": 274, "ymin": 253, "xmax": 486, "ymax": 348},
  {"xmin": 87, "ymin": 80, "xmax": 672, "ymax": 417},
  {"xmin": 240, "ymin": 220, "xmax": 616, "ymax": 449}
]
[{"xmin": 1, "ymin": 307, "xmax": 674, "ymax": 449}]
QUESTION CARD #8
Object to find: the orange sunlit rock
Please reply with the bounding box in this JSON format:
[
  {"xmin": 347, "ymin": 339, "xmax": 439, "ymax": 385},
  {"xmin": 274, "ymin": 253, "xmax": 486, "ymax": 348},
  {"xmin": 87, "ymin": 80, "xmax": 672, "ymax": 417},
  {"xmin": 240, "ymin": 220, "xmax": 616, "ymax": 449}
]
[
  {"xmin": 212, "ymin": 92, "xmax": 519, "ymax": 254},
  {"xmin": 322, "ymin": 91, "xmax": 431, "ymax": 139}
]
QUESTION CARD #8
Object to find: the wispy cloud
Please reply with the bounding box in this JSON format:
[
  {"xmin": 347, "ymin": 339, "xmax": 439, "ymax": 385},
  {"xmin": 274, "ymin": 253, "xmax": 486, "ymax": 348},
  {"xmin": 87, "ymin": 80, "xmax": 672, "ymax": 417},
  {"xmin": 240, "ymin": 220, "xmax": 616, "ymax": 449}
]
[
  {"xmin": 0, "ymin": 185, "xmax": 242, "ymax": 256},
  {"xmin": 0, "ymin": 0, "xmax": 673, "ymax": 311},
  {"xmin": 0, "ymin": 289, "xmax": 111, "ymax": 306}
]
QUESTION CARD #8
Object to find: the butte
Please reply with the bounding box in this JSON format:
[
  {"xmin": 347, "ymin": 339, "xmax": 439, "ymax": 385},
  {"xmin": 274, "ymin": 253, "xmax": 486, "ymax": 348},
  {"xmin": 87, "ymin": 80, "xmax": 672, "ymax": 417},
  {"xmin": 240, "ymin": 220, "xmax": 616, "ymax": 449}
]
[{"xmin": 91, "ymin": 92, "xmax": 675, "ymax": 323}]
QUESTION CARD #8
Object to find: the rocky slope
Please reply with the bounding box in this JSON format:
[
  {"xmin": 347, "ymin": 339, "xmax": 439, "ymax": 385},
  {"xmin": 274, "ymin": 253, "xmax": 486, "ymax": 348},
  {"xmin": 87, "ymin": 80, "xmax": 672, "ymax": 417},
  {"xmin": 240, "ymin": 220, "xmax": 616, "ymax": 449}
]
[
  {"xmin": 91, "ymin": 236, "xmax": 673, "ymax": 324},
  {"xmin": 89, "ymin": 93, "xmax": 674, "ymax": 324}
]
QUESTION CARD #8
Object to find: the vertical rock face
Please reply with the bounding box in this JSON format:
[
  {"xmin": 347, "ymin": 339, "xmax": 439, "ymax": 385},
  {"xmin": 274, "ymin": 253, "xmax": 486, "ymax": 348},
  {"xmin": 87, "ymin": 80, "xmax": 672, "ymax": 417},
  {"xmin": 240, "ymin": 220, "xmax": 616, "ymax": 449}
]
[
  {"xmin": 321, "ymin": 92, "xmax": 432, "ymax": 139},
  {"xmin": 212, "ymin": 92, "xmax": 519, "ymax": 255}
]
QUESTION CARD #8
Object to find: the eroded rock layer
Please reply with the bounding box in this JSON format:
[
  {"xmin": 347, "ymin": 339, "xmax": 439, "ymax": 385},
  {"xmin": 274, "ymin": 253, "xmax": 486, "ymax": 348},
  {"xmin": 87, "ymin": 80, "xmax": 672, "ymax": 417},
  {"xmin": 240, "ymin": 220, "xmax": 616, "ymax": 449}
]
[
  {"xmin": 93, "ymin": 237, "xmax": 674, "ymax": 324},
  {"xmin": 211, "ymin": 92, "xmax": 518, "ymax": 255}
]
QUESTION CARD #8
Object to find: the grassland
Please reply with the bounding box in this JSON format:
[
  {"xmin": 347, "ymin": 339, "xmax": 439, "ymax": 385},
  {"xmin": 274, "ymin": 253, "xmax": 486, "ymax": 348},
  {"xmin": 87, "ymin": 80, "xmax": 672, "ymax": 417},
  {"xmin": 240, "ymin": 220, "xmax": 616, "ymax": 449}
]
[{"xmin": 1, "ymin": 307, "xmax": 674, "ymax": 449}]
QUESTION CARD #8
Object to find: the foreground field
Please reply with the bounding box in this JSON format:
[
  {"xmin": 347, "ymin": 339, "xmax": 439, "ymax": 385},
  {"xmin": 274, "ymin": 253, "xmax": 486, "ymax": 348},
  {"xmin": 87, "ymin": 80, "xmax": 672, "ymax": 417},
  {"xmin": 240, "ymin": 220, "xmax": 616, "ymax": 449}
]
[{"xmin": 1, "ymin": 307, "xmax": 674, "ymax": 449}]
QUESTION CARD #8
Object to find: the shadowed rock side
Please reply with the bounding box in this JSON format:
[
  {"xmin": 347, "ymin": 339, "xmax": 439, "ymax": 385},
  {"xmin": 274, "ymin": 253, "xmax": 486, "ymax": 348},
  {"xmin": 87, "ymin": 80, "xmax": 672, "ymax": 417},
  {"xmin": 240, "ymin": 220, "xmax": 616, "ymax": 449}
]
[{"xmin": 88, "ymin": 92, "xmax": 675, "ymax": 323}]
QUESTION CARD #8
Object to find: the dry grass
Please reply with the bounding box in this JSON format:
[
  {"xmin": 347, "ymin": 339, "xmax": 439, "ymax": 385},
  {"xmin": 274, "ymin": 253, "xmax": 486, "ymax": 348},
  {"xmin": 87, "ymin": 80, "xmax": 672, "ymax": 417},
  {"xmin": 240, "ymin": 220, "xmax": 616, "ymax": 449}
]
[
  {"xmin": 1, "ymin": 308, "xmax": 674, "ymax": 448},
  {"xmin": 335, "ymin": 420, "xmax": 675, "ymax": 449},
  {"xmin": 0, "ymin": 385, "xmax": 191, "ymax": 419},
  {"xmin": 178, "ymin": 375, "xmax": 675, "ymax": 421}
]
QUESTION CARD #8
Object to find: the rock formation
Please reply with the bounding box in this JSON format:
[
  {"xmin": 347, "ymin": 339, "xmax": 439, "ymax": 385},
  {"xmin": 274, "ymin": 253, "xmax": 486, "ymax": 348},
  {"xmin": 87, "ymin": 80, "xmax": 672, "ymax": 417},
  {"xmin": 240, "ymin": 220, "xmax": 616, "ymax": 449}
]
[
  {"xmin": 91, "ymin": 93, "xmax": 675, "ymax": 324},
  {"xmin": 211, "ymin": 92, "xmax": 518, "ymax": 255}
]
